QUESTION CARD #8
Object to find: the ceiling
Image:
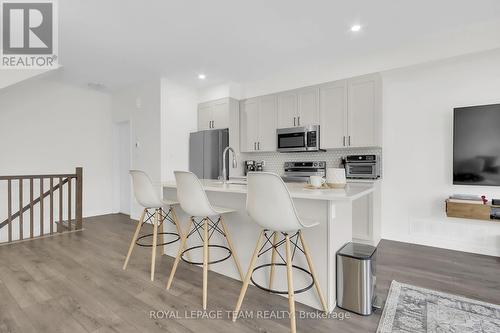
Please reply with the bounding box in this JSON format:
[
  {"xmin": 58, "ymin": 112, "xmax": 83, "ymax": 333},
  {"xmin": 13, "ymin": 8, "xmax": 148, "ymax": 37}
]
[{"xmin": 56, "ymin": 0, "xmax": 500, "ymax": 91}]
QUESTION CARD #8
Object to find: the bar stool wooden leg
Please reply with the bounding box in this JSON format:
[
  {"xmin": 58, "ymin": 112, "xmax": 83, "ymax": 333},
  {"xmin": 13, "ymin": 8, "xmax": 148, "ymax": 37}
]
[
  {"xmin": 220, "ymin": 216, "xmax": 243, "ymax": 280},
  {"xmin": 170, "ymin": 207, "xmax": 192, "ymax": 262},
  {"xmin": 158, "ymin": 209, "xmax": 165, "ymax": 256},
  {"xmin": 166, "ymin": 217, "xmax": 193, "ymax": 289},
  {"xmin": 150, "ymin": 209, "xmax": 159, "ymax": 281},
  {"xmin": 123, "ymin": 209, "xmax": 146, "ymax": 270},
  {"xmin": 299, "ymin": 231, "xmax": 328, "ymax": 313},
  {"xmin": 203, "ymin": 218, "xmax": 209, "ymax": 310},
  {"xmin": 233, "ymin": 230, "xmax": 264, "ymax": 322},
  {"xmin": 269, "ymin": 232, "xmax": 278, "ymax": 290},
  {"xmin": 285, "ymin": 234, "xmax": 297, "ymax": 333}
]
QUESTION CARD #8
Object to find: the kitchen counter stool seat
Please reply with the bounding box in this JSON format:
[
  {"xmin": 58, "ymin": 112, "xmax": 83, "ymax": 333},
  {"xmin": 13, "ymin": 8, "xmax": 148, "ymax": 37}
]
[
  {"xmin": 166, "ymin": 171, "xmax": 243, "ymax": 310},
  {"xmin": 233, "ymin": 172, "xmax": 328, "ymax": 333},
  {"xmin": 123, "ymin": 170, "xmax": 185, "ymax": 282}
]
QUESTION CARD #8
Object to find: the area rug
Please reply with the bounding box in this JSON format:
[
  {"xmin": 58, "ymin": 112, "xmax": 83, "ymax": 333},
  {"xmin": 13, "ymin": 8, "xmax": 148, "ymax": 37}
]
[{"xmin": 377, "ymin": 280, "xmax": 500, "ymax": 332}]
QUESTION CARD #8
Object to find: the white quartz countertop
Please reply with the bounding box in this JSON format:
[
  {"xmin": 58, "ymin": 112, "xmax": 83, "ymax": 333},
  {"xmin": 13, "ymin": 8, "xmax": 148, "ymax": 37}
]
[{"xmin": 163, "ymin": 179, "xmax": 374, "ymax": 201}]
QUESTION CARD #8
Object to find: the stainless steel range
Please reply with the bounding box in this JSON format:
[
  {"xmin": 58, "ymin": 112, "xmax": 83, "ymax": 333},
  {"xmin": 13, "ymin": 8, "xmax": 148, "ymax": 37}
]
[{"xmin": 282, "ymin": 161, "xmax": 326, "ymax": 182}]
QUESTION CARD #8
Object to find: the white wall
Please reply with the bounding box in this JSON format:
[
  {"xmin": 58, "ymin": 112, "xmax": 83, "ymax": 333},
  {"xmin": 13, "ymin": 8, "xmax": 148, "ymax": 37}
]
[
  {"xmin": 161, "ymin": 79, "xmax": 198, "ymax": 182},
  {"xmin": 0, "ymin": 78, "xmax": 114, "ymax": 226},
  {"xmin": 111, "ymin": 80, "xmax": 162, "ymax": 219},
  {"xmin": 111, "ymin": 78, "xmax": 199, "ymax": 219},
  {"xmin": 0, "ymin": 69, "xmax": 52, "ymax": 89},
  {"xmin": 198, "ymin": 82, "xmax": 241, "ymax": 103},
  {"xmin": 381, "ymin": 49, "xmax": 500, "ymax": 256}
]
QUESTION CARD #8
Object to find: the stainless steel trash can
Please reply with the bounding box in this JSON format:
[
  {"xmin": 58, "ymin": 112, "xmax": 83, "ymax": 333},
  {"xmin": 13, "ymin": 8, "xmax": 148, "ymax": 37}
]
[{"xmin": 336, "ymin": 242, "xmax": 376, "ymax": 316}]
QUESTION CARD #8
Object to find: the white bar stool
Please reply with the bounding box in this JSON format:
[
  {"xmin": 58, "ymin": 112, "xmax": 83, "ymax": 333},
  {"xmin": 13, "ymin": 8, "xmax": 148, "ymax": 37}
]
[
  {"xmin": 123, "ymin": 170, "xmax": 185, "ymax": 281},
  {"xmin": 233, "ymin": 172, "xmax": 328, "ymax": 333},
  {"xmin": 166, "ymin": 171, "xmax": 243, "ymax": 310}
]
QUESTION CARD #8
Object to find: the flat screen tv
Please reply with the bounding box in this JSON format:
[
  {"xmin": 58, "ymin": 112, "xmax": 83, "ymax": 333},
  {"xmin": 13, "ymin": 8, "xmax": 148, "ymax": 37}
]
[{"xmin": 453, "ymin": 103, "xmax": 500, "ymax": 186}]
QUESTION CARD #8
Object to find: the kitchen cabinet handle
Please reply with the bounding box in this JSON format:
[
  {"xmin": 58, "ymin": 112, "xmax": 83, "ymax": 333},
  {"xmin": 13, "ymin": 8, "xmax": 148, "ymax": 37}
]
[
  {"xmin": 254, "ymin": 142, "xmax": 256, "ymax": 150},
  {"xmin": 297, "ymin": 116, "xmax": 300, "ymax": 126},
  {"xmin": 293, "ymin": 117, "xmax": 296, "ymax": 126},
  {"xmin": 343, "ymin": 136, "xmax": 346, "ymax": 147},
  {"xmin": 211, "ymin": 120, "xmax": 214, "ymax": 128},
  {"xmin": 348, "ymin": 136, "xmax": 351, "ymax": 146},
  {"xmin": 257, "ymin": 142, "xmax": 260, "ymax": 150}
]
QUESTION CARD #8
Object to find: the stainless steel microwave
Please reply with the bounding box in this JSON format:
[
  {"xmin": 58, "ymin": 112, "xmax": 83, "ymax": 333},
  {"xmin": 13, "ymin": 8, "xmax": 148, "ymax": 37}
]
[{"xmin": 277, "ymin": 125, "xmax": 320, "ymax": 152}]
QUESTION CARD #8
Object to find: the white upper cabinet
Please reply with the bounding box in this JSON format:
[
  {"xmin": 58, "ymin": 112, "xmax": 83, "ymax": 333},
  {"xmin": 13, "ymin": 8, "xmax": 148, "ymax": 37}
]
[
  {"xmin": 347, "ymin": 74, "xmax": 382, "ymax": 147},
  {"xmin": 319, "ymin": 80, "xmax": 348, "ymax": 149},
  {"xmin": 277, "ymin": 87, "xmax": 319, "ymax": 128},
  {"xmin": 211, "ymin": 99, "xmax": 230, "ymax": 129},
  {"xmin": 297, "ymin": 87, "xmax": 320, "ymax": 126},
  {"xmin": 198, "ymin": 103, "xmax": 212, "ymax": 130},
  {"xmin": 319, "ymin": 73, "xmax": 381, "ymax": 149},
  {"xmin": 197, "ymin": 97, "xmax": 233, "ymax": 130},
  {"xmin": 277, "ymin": 92, "xmax": 298, "ymax": 128},
  {"xmin": 236, "ymin": 73, "xmax": 381, "ymax": 153},
  {"xmin": 240, "ymin": 98, "xmax": 260, "ymax": 152},
  {"xmin": 258, "ymin": 95, "xmax": 277, "ymax": 151},
  {"xmin": 240, "ymin": 95, "xmax": 277, "ymax": 152}
]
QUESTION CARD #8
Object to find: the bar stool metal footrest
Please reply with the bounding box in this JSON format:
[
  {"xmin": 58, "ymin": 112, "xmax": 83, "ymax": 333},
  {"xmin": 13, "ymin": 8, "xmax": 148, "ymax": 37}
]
[
  {"xmin": 181, "ymin": 245, "xmax": 232, "ymax": 265},
  {"xmin": 180, "ymin": 216, "xmax": 233, "ymax": 265},
  {"xmin": 136, "ymin": 232, "xmax": 180, "ymax": 247},
  {"xmin": 135, "ymin": 207, "xmax": 180, "ymax": 247},
  {"xmin": 251, "ymin": 263, "xmax": 314, "ymax": 294}
]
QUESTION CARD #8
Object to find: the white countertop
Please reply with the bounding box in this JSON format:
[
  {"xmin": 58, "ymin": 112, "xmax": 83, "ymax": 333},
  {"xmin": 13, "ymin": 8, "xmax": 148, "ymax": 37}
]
[{"xmin": 163, "ymin": 179, "xmax": 374, "ymax": 201}]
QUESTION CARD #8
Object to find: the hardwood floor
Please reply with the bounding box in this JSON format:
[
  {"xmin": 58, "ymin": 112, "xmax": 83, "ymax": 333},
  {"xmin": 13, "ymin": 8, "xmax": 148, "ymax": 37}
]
[{"xmin": 0, "ymin": 213, "xmax": 498, "ymax": 332}]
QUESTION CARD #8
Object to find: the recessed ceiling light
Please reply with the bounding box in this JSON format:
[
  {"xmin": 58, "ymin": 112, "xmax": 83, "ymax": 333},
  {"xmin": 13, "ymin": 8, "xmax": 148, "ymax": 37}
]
[
  {"xmin": 350, "ymin": 24, "xmax": 362, "ymax": 32},
  {"xmin": 198, "ymin": 74, "xmax": 206, "ymax": 80}
]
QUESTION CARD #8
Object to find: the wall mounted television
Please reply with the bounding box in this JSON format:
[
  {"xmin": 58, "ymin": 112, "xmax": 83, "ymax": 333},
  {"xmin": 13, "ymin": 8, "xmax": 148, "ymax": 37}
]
[{"xmin": 453, "ymin": 103, "xmax": 500, "ymax": 186}]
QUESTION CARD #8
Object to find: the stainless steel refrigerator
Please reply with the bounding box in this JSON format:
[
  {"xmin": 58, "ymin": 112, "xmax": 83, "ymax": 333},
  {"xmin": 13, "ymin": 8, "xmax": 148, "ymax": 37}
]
[{"xmin": 189, "ymin": 129, "xmax": 229, "ymax": 180}]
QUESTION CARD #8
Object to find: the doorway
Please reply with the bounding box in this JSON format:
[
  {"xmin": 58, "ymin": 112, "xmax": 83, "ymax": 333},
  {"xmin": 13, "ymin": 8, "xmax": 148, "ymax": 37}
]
[{"xmin": 115, "ymin": 121, "xmax": 131, "ymax": 215}]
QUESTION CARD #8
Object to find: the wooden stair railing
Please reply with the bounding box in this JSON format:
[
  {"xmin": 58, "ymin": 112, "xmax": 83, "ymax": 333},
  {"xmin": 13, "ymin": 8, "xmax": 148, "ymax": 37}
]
[{"xmin": 0, "ymin": 167, "xmax": 83, "ymax": 244}]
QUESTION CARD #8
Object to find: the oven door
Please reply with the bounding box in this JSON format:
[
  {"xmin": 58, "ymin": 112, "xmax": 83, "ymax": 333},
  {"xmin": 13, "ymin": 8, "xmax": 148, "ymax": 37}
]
[
  {"xmin": 346, "ymin": 163, "xmax": 377, "ymax": 178},
  {"xmin": 277, "ymin": 128, "xmax": 307, "ymax": 152}
]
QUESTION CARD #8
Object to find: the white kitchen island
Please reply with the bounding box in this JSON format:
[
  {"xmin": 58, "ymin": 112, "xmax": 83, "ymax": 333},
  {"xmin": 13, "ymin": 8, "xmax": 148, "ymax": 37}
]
[{"xmin": 162, "ymin": 180, "xmax": 375, "ymax": 312}]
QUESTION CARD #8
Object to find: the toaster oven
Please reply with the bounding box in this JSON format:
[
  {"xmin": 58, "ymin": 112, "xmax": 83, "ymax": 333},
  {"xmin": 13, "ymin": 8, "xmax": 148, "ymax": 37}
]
[{"xmin": 345, "ymin": 155, "xmax": 380, "ymax": 179}]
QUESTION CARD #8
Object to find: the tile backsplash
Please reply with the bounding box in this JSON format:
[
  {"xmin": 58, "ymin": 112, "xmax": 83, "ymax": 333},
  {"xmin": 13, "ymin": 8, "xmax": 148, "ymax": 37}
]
[{"xmin": 236, "ymin": 147, "xmax": 382, "ymax": 176}]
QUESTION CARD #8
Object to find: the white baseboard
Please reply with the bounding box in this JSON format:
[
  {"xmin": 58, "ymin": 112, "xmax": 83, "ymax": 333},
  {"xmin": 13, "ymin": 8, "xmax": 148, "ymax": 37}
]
[{"xmin": 381, "ymin": 233, "xmax": 500, "ymax": 257}]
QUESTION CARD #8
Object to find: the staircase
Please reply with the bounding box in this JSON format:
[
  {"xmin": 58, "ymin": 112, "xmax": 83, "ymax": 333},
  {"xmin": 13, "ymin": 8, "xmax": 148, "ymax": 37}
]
[{"xmin": 0, "ymin": 167, "xmax": 83, "ymax": 244}]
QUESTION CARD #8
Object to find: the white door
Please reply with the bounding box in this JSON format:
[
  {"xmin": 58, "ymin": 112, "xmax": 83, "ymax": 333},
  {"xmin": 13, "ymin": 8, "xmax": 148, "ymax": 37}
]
[
  {"xmin": 117, "ymin": 121, "xmax": 131, "ymax": 215},
  {"xmin": 258, "ymin": 95, "xmax": 277, "ymax": 151},
  {"xmin": 298, "ymin": 87, "xmax": 319, "ymax": 126},
  {"xmin": 240, "ymin": 98, "xmax": 260, "ymax": 152},
  {"xmin": 198, "ymin": 104, "xmax": 212, "ymax": 130},
  {"xmin": 347, "ymin": 74, "xmax": 380, "ymax": 147},
  {"xmin": 319, "ymin": 81, "xmax": 348, "ymax": 149},
  {"xmin": 277, "ymin": 92, "xmax": 298, "ymax": 128},
  {"xmin": 211, "ymin": 99, "xmax": 230, "ymax": 129}
]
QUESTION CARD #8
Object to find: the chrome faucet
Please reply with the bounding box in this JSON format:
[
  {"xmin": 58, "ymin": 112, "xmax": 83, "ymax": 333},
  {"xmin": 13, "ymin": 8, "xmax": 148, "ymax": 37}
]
[{"xmin": 222, "ymin": 146, "xmax": 237, "ymax": 184}]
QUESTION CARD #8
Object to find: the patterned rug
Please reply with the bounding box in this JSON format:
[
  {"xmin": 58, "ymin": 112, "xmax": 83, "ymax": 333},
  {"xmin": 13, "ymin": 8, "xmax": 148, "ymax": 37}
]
[{"xmin": 377, "ymin": 281, "xmax": 500, "ymax": 332}]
